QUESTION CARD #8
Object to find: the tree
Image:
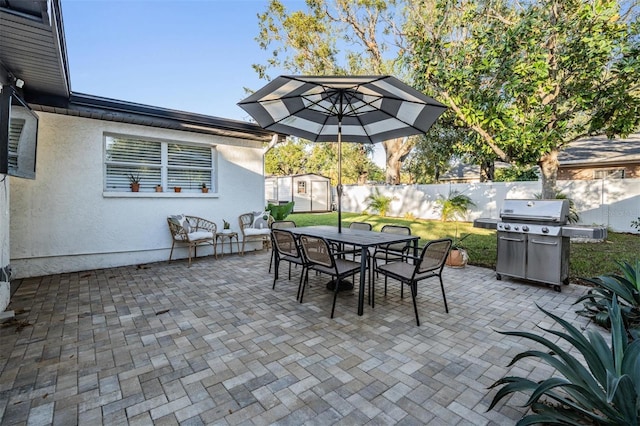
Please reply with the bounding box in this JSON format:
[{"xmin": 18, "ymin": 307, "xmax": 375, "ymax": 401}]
[
  {"xmin": 403, "ymin": 124, "xmax": 457, "ymax": 183},
  {"xmin": 254, "ymin": 0, "xmax": 417, "ymax": 184},
  {"xmin": 265, "ymin": 139, "xmax": 308, "ymax": 175},
  {"xmin": 305, "ymin": 142, "xmax": 380, "ymax": 185},
  {"xmin": 405, "ymin": 0, "xmax": 640, "ymax": 198},
  {"xmin": 494, "ymin": 166, "xmax": 539, "ymax": 182}
]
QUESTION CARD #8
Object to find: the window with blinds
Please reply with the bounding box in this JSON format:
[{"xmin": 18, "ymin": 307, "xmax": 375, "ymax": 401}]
[
  {"xmin": 105, "ymin": 135, "xmax": 215, "ymax": 192},
  {"xmin": 593, "ymin": 168, "xmax": 625, "ymax": 179},
  {"xmin": 8, "ymin": 118, "xmax": 24, "ymax": 169}
]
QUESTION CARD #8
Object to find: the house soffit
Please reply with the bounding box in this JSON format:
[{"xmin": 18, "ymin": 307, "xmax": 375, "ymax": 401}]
[{"xmin": 0, "ymin": 0, "xmax": 70, "ymax": 98}]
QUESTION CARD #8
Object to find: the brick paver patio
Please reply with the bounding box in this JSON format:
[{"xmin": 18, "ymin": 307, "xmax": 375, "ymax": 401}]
[{"xmin": 0, "ymin": 249, "xmax": 590, "ymax": 425}]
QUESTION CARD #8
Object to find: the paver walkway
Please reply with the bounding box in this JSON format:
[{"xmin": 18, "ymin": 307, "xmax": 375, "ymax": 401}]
[{"xmin": 0, "ymin": 250, "xmax": 591, "ymax": 425}]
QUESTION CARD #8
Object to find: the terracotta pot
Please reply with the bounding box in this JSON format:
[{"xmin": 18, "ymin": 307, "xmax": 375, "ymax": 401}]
[
  {"xmin": 155, "ymin": 185, "xmax": 162, "ymax": 192},
  {"xmin": 202, "ymin": 188, "xmax": 209, "ymax": 193},
  {"xmin": 130, "ymin": 183, "xmax": 140, "ymax": 192},
  {"xmin": 446, "ymin": 248, "xmax": 468, "ymax": 268},
  {"xmin": 174, "ymin": 187, "xmax": 182, "ymax": 193}
]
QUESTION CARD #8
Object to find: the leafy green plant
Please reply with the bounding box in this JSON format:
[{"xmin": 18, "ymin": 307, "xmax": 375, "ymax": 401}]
[
  {"xmin": 494, "ymin": 165, "xmax": 539, "ymax": 182},
  {"xmin": 436, "ymin": 191, "xmax": 475, "ymax": 252},
  {"xmin": 128, "ymin": 173, "xmax": 141, "ymax": 184},
  {"xmin": 267, "ymin": 201, "xmax": 295, "ymax": 220},
  {"xmin": 632, "ymin": 218, "xmax": 640, "ymax": 231},
  {"xmin": 222, "ymin": 219, "xmax": 230, "ymax": 230},
  {"xmin": 488, "ymin": 297, "xmax": 640, "ymax": 425},
  {"xmin": 365, "ymin": 189, "xmax": 392, "ymax": 217},
  {"xmin": 436, "ymin": 191, "xmax": 476, "ymax": 222},
  {"xmin": 575, "ymin": 260, "xmax": 640, "ymax": 332},
  {"xmin": 451, "ymin": 232, "xmax": 470, "ymax": 250}
]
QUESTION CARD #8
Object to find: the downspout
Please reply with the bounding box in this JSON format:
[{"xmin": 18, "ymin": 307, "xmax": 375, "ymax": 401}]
[
  {"xmin": 263, "ymin": 134, "xmax": 279, "ymax": 205},
  {"xmin": 263, "ymin": 134, "xmax": 280, "ymax": 154}
]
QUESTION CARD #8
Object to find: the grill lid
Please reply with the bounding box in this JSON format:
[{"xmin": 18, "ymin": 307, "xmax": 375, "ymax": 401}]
[{"xmin": 500, "ymin": 199, "xmax": 570, "ymax": 224}]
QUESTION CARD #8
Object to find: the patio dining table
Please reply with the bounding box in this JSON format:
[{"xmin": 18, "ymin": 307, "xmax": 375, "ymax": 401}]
[{"xmin": 289, "ymin": 226, "xmax": 420, "ymax": 316}]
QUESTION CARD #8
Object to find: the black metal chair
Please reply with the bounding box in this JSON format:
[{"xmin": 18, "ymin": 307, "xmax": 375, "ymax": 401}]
[
  {"xmin": 298, "ymin": 235, "xmax": 361, "ymax": 319},
  {"xmin": 271, "ymin": 229, "xmax": 307, "ymax": 300},
  {"xmin": 374, "ymin": 238, "xmax": 452, "ymax": 326},
  {"xmin": 269, "ymin": 220, "xmax": 297, "ymax": 273},
  {"xmin": 333, "ymin": 222, "xmax": 373, "ymax": 261},
  {"xmin": 371, "ymin": 225, "xmax": 413, "ymax": 293}
]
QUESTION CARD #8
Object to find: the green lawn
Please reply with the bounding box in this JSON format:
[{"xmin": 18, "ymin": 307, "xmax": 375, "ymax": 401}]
[{"xmin": 288, "ymin": 211, "xmax": 638, "ymax": 282}]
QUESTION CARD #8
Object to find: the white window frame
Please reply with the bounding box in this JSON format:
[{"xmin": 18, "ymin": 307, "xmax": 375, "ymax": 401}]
[
  {"xmin": 104, "ymin": 133, "xmax": 217, "ymax": 194},
  {"xmin": 297, "ymin": 180, "xmax": 307, "ymax": 194}
]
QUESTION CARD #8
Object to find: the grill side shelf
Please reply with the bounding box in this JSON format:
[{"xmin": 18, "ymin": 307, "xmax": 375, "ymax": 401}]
[
  {"xmin": 473, "ymin": 218, "xmax": 498, "ymax": 230},
  {"xmin": 561, "ymin": 226, "xmax": 608, "ymax": 240}
]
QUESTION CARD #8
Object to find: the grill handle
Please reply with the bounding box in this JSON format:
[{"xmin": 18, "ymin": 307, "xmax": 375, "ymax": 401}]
[
  {"xmin": 500, "ymin": 214, "xmax": 562, "ymax": 223},
  {"xmin": 530, "ymin": 239, "xmax": 559, "ymax": 246},
  {"xmin": 499, "ymin": 236, "xmax": 525, "ymax": 242}
]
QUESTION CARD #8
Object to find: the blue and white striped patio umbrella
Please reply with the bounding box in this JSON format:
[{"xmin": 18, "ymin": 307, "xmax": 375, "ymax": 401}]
[{"xmin": 238, "ymin": 75, "xmax": 446, "ymax": 231}]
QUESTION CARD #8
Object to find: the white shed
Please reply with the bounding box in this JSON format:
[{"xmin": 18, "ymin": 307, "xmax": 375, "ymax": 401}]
[{"xmin": 265, "ymin": 174, "xmax": 332, "ymax": 212}]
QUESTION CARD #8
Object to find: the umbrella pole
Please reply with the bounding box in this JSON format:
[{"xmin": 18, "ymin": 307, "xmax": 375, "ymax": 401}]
[{"xmin": 337, "ymin": 118, "xmax": 342, "ymax": 233}]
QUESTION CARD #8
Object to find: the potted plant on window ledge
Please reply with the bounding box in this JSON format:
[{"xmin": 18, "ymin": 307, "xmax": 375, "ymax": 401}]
[
  {"xmin": 201, "ymin": 182, "xmax": 209, "ymax": 193},
  {"xmin": 436, "ymin": 191, "xmax": 476, "ymax": 268},
  {"xmin": 129, "ymin": 173, "xmax": 141, "ymax": 192}
]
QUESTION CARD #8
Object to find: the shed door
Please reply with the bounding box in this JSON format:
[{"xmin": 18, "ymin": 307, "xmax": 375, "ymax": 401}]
[{"xmin": 311, "ymin": 180, "xmax": 329, "ymax": 212}]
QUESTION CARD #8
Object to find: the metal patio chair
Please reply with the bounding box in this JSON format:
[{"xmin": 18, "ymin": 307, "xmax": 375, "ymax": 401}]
[
  {"xmin": 269, "ymin": 220, "xmax": 297, "ymax": 273},
  {"xmin": 374, "ymin": 238, "xmax": 452, "ymax": 326},
  {"xmin": 298, "ymin": 235, "xmax": 361, "ymax": 319},
  {"xmin": 371, "ymin": 225, "xmax": 413, "ymax": 290},
  {"xmin": 339, "ymin": 221, "xmax": 372, "ymax": 260},
  {"xmin": 271, "ymin": 229, "xmax": 307, "ymax": 300}
]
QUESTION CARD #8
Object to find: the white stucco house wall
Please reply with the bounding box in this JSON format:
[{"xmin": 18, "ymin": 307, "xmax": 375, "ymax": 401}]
[
  {"xmin": 9, "ymin": 110, "xmax": 273, "ymax": 279},
  {"xmin": 0, "ymin": 0, "xmax": 279, "ymax": 312}
]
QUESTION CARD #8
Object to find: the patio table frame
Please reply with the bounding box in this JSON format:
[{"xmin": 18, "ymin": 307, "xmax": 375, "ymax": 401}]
[{"xmin": 289, "ymin": 226, "xmax": 419, "ymax": 316}]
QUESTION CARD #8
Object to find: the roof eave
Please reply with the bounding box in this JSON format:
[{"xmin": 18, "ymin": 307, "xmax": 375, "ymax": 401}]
[{"xmin": 27, "ymin": 92, "xmax": 279, "ymax": 142}]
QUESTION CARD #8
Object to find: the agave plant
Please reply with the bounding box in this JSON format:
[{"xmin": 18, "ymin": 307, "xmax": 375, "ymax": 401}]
[
  {"xmin": 575, "ymin": 260, "xmax": 640, "ymax": 332},
  {"xmin": 488, "ymin": 297, "xmax": 640, "ymax": 425}
]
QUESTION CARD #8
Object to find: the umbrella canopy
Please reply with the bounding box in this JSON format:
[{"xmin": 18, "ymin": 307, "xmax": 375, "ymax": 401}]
[{"xmin": 238, "ymin": 75, "xmax": 447, "ymax": 231}]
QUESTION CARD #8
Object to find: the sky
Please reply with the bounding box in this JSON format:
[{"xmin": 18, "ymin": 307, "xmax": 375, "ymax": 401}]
[
  {"xmin": 61, "ymin": 0, "xmax": 295, "ymax": 122},
  {"xmin": 61, "ymin": 0, "xmax": 386, "ymax": 165}
]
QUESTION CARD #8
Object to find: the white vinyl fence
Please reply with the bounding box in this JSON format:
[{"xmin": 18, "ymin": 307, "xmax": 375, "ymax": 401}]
[{"xmin": 340, "ymin": 178, "xmax": 640, "ymax": 233}]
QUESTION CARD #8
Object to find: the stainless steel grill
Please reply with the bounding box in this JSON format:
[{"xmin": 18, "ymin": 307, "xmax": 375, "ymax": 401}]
[{"xmin": 474, "ymin": 199, "xmax": 607, "ymax": 291}]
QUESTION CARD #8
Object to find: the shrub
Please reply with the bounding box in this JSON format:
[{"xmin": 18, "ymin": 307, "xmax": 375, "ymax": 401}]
[
  {"xmin": 267, "ymin": 201, "xmax": 295, "ymax": 220},
  {"xmin": 436, "ymin": 191, "xmax": 476, "ymax": 222},
  {"xmin": 575, "ymin": 260, "xmax": 640, "ymax": 333},
  {"xmin": 488, "ymin": 297, "xmax": 640, "ymax": 424},
  {"xmin": 365, "ymin": 189, "xmax": 392, "ymax": 217}
]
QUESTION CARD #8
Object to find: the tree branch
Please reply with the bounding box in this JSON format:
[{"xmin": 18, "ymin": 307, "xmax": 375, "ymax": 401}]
[{"xmin": 440, "ymin": 91, "xmax": 510, "ymax": 162}]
